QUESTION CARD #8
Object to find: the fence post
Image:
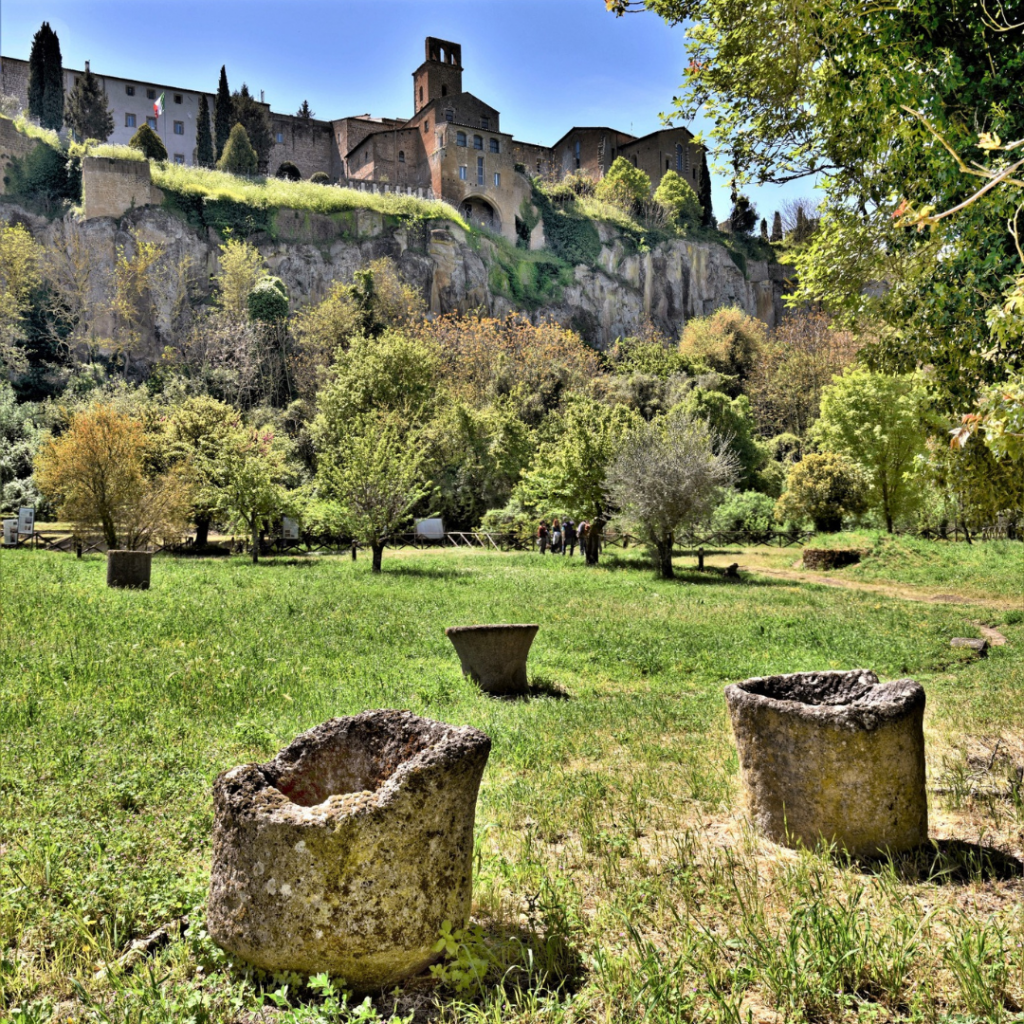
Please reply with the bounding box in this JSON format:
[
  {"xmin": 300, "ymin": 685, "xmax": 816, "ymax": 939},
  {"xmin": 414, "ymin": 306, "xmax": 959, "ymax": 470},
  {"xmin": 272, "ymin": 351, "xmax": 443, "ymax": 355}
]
[
  {"xmin": 698, "ymin": 547, "xmax": 704, "ymax": 571},
  {"xmin": 351, "ymin": 542, "xmax": 357, "ymax": 561}
]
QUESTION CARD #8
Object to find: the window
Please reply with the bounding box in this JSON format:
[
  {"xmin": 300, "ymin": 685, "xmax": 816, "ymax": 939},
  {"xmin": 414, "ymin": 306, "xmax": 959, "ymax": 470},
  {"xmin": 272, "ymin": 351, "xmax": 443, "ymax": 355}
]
[
  {"xmin": 473, "ymin": 134, "xmax": 482, "ymax": 150},
  {"xmin": 146, "ymin": 115, "xmax": 157, "ymax": 129},
  {"xmin": 666, "ymin": 158, "xmax": 670, "ymax": 170},
  {"xmin": 125, "ymin": 85, "xmax": 135, "ymax": 96},
  {"xmin": 174, "ymin": 94, "xmax": 182, "ymax": 104},
  {"xmin": 489, "ymin": 138, "xmax": 499, "ymax": 153},
  {"xmin": 493, "ymin": 172, "xmax": 500, "ymax": 187},
  {"xmin": 477, "ymin": 156, "xmax": 484, "ymax": 185},
  {"xmin": 456, "ymin": 131, "xmax": 466, "ymax": 146},
  {"xmin": 441, "ymin": 84, "xmax": 448, "ymax": 97},
  {"xmin": 459, "ymin": 165, "xmax": 467, "ymax": 181},
  {"xmin": 693, "ymin": 168, "xmax": 697, "ymax": 181},
  {"xmin": 419, "ymin": 86, "xmax": 423, "ymax": 102},
  {"xmin": 275, "ymin": 131, "xmax": 284, "ymax": 143},
  {"xmin": 125, "ymin": 113, "xmax": 136, "ymax": 127},
  {"xmin": 445, "ymin": 109, "xmax": 454, "ymax": 122},
  {"xmin": 574, "ymin": 140, "xmax": 581, "ymax": 170},
  {"xmin": 676, "ymin": 143, "xmax": 683, "ymax": 173},
  {"xmin": 481, "ymin": 117, "xmax": 490, "ymax": 130},
  {"xmin": 174, "ymin": 120, "xmax": 184, "ymax": 135},
  {"xmin": 398, "ymin": 150, "xmax": 405, "ymax": 163},
  {"xmin": 174, "ymin": 154, "xmax": 185, "ymax": 164},
  {"xmin": 147, "ymin": 88, "xmax": 156, "ymax": 101},
  {"xmin": 423, "ymin": 120, "xmax": 430, "ymax": 133}
]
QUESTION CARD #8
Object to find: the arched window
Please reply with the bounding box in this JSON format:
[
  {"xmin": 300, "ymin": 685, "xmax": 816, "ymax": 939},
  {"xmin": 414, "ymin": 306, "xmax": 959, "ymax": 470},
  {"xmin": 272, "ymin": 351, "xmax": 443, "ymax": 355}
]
[
  {"xmin": 441, "ymin": 84, "xmax": 448, "ymax": 97},
  {"xmin": 456, "ymin": 131, "xmax": 467, "ymax": 147},
  {"xmin": 424, "ymin": 120, "xmax": 430, "ymax": 133},
  {"xmin": 419, "ymin": 86, "xmax": 423, "ymax": 103},
  {"xmin": 489, "ymin": 138, "xmax": 499, "ymax": 153},
  {"xmin": 398, "ymin": 151, "xmax": 405, "ymax": 163},
  {"xmin": 676, "ymin": 143, "xmax": 683, "ymax": 173},
  {"xmin": 574, "ymin": 140, "xmax": 581, "ymax": 169},
  {"xmin": 473, "ymin": 135, "xmax": 483, "ymax": 150}
]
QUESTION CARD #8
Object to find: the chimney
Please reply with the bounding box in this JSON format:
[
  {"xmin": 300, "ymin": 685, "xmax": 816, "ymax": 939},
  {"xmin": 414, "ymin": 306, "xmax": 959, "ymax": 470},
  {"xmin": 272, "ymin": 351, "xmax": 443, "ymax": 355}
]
[
  {"xmin": 260, "ymin": 89, "xmax": 265, "ymax": 103},
  {"xmin": 85, "ymin": 60, "xmax": 90, "ymax": 72}
]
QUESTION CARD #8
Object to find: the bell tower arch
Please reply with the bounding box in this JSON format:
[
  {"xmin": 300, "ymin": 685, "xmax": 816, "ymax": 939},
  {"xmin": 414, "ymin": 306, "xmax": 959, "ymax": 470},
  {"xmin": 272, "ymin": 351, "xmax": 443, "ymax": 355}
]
[{"xmin": 413, "ymin": 37, "xmax": 463, "ymax": 114}]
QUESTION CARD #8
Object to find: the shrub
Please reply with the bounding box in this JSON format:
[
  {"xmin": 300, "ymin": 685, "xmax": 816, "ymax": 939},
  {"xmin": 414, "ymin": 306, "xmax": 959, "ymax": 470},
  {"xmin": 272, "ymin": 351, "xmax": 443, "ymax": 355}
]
[
  {"xmin": 217, "ymin": 123, "xmax": 257, "ymax": 175},
  {"xmin": 309, "ymin": 171, "xmax": 331, "ymax": 184},
  {"xmin": 678, "ymin": 307, "xmax": 766, "ymax": 388},
  {"xmin": 711, "ymin": 490, "xmax": 777, "ymax": 537},
  {"xmin": 595, "ymin": 156, "xmax": 651, "ymax": 212},
  {"xmin": 128, "ymin": 124, "xmax": 167, "ymax": 161},
  {"xmin": 653, "ymin": 169, "xmax": 702, "ymax": 224},
  {"xmin": 275, "ymin": 161, "xmax": 301, "ymax": 180},
  {"xmin": 775, "ymin": 452, "xmax": 869, "ymax": 533},
  {"xmin": 2, "ymin": 137, "xmax": 80, "ymax": 213},
  {"xmin": 247, "ymin": 276, "xmax": 289, "ymax": 322}
]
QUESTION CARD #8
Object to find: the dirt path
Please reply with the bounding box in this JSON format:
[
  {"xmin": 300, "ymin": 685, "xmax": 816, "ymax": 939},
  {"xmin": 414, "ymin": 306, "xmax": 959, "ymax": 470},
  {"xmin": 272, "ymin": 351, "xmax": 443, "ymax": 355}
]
[{"xmin": 726, "ymin": 562, "xmax": 1019, "ymax": 615}]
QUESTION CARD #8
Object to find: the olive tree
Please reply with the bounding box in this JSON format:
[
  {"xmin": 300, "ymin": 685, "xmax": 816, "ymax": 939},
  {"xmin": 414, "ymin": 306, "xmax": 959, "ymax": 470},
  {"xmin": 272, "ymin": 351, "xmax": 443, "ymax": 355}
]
[{"xmin": 606, "ymin": 412, "xmax": 738, "ymax": 578}]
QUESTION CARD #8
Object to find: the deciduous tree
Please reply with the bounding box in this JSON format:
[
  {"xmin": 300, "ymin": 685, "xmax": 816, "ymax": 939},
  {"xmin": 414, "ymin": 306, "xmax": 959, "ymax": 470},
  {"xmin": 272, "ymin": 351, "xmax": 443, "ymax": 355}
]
[
  {"xmin": 606, "ymin": 412, "xmax": 737, "ymax": 577},
  {"xmin": 595, "ymin": 156, "xmax": 651, "ymax": 213},
  {"xmin": 0, "ymin": 223, "xmax": 42, "ymax": 380},
  {"xmin": 35, "ymin": 404, "xmax": 190, "ymax": 549},
  {"xmin": 128, "ymin": 124, "xmax": 167, "ymax": 161},
  {"xmin": 653, "ymin": 169, "xmax": 702, "ymax": 224},
  {"xmin": 814, "ymin": 367, "xmax": 929, "ymax": 532},
  {"xmin": 230, "ymin": 84, "xmax": 273, "ymax": 170},
  {"xmin": 775, "ymin": 451, "xmax": 869, "ymax": 533}
]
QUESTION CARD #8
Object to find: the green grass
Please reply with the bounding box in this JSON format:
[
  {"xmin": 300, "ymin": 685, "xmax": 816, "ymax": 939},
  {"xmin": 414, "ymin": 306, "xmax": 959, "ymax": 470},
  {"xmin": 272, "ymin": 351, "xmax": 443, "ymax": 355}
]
[
  {"xmin": 150, "ymin": 162, "xmax": 467, "ymax": 226},
  {"xmin": 1, "ymin": 546, "xmax": 1022, "ymax": 1022},
  {"xmin": 804, "ymin": 531, "xmax": 1024, "ymax": 602}
]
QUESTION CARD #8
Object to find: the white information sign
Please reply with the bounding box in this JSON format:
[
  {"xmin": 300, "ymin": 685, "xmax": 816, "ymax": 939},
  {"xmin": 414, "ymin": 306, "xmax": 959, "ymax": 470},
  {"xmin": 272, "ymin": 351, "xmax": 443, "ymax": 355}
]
[
  {"xmin": 3, "ymin": 519, "xmax": 17, "ymax": 546},
  {"xmin": 17, "ymin": 507, "xmax": 34, "ymax": 535},
  {"xmin": 281, "ymin": 517, "xmax": 300, "ymax": 541},
  {"xmin": 414, "ymin": 517, "xmax": 445, "ymax": 541}
]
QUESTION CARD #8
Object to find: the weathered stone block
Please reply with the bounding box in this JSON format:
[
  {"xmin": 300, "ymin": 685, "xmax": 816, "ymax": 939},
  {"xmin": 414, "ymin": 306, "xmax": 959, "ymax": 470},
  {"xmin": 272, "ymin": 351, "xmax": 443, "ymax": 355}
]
[
  {"xmin": 725, "ymin": 670, "xmax": 928, "ymax": 857},
  {"xmin": 446, "ymin": 624, "xmax": 539, "ymax": 696},
  {"xmin": 207, "ymin": 711, "xmax": 491, "ymax": 988},
  {"xmin": 106, "ymin": 549, "xmax": 151, "ymax": 589},
  {"xmin": 950, "ymin": 637, "xmax": 988, "ymax": 656},
  {"xmin": 802, "ymin": 548, "xmax": 863, "ymax": 570}
]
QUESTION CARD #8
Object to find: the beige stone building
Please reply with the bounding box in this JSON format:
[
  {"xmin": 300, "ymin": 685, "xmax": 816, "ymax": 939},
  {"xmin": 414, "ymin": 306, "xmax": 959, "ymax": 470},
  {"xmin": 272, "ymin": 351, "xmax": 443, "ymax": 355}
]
[{"xmin": 2, "ymin": 36, "xmax": 705, "ymax": 243}]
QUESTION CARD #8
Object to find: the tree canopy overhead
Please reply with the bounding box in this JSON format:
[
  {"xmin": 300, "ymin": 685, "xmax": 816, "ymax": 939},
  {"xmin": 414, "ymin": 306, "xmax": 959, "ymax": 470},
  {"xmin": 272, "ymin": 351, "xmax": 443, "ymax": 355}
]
[{"xmin": 609, "ymin": 0, "xmax": 1023, "ymax": 404}]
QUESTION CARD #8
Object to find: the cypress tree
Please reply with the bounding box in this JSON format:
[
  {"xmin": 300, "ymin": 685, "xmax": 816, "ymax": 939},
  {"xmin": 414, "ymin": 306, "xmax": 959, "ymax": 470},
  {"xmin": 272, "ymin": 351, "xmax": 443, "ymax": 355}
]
[
  {"xmin": 214, "ymin": 66, "xmax": 232, "ymax": 161},
  {"xmin": 699, "ymin": 150, "xmax": 714, "ymax": 228},
  {"xmin": 231, "ymin": 84, "xmax": 273, "ymax": 170},
  {"xmin": 129, "ymin": 123, "xmax": 168, "ymax": 161},
  {"xmin": 28, "ymin": 22, "xmax": 64, "ymax": 130},
  {"xmin": 65, "ymin": 66, "xmax": 114, "ymax": 142},
  {"xmin": 770, "ymin": 210, "xmax": 783, "ymax": 242},
  {"xmin": 196, "ymin": 94, "xmax": 214, "ymax": 167}
]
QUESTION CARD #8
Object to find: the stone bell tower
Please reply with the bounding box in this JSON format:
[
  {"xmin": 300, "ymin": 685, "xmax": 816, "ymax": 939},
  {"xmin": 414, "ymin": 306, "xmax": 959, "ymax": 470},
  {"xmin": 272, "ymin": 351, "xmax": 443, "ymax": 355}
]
[{"xmin": 412, "ymin": 37, "xmax": 463, "ymax": 114}]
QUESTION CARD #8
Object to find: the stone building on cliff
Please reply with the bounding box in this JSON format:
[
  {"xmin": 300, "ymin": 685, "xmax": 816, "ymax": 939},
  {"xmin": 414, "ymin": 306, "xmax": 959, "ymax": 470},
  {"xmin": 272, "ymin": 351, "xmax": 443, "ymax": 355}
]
[{"xmin": 1, "ymin": 36, "xmax": 704, "ymax": 244}]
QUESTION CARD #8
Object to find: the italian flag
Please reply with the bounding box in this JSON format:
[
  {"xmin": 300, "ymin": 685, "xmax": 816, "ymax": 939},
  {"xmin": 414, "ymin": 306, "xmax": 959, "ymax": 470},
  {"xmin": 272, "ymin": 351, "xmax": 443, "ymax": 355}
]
[{"xmin": 153, "ymin": 92, "xmax": 164, "ymax": 117}]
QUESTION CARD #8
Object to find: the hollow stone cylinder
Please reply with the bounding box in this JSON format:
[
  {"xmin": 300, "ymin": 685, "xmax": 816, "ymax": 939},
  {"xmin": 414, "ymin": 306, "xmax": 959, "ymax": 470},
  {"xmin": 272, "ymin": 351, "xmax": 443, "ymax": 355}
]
[
  {"xmin": 445, "ymin": 624, "xmax": 539, "ymax": 696},
  {"xmin": 106, "ymin": 549, "xmax": 152, "ymax": 589},
  {"xmin": 724, "ymin": 670, "xmax": 927, "ymax": 857},
  {"xmin": 208, "ymin": 710, "xmax": 491, "ymax": 988}
]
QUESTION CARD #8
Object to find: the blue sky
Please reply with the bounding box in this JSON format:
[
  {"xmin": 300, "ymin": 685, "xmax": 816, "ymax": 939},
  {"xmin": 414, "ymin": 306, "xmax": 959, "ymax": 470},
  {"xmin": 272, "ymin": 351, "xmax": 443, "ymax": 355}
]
[{"xmin": 1, "ymin": 0, "xmax": 816, "ymax": 223}]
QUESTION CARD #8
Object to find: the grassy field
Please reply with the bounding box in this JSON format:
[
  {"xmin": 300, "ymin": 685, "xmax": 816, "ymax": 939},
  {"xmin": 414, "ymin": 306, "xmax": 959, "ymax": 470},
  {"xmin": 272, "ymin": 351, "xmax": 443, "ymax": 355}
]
[{"xmin": 1, "ymin": 544, "xmax": 1022, "ymax": 1023}]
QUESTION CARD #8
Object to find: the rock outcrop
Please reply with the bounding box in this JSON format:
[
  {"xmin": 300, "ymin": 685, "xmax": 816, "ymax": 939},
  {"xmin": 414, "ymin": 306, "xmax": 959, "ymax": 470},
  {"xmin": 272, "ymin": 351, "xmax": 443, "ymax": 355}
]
[{"xmin": 1, "ymin": 197, "xmax": 791, "ymax": 363}]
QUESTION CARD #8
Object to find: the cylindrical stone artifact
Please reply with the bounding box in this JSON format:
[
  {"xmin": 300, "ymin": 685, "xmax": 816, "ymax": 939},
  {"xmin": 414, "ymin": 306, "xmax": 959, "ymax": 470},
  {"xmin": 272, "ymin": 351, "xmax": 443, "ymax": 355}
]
[
  {"xmin": 445, "ymin": 624, "xmax": 539, "ymax": 696},
  {"xmin": 208, "ymin": 710, "xmax": 491, "ymax": 988},
  {"xmin": 724, "ymin": 669, "xmax": 927, "ymax": 857},
  {"xmin": 106, "ymin": 549, "xmax": 152, "ymax": 589}
]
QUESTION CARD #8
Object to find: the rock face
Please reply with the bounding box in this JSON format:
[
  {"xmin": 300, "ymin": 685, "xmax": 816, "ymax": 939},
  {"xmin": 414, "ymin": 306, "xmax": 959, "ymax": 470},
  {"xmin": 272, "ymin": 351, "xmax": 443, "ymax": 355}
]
[
  {"xmin": 724, "ymin": 670, "xmax": 928, "ymax": 857},
  {"xmin": 106, "ymin": 550, "xmax": 152, "ymax": 589},
  {"xmin": 0, "ymin": 199, "xmax": 791, "ymax": 362},
  {"xmin": 445, "ymin": 624, "xmax": 540, "ymax": 696},
  {"xmin": 207, "ymin": 711, "xmax": 491, "ymax": 988}
]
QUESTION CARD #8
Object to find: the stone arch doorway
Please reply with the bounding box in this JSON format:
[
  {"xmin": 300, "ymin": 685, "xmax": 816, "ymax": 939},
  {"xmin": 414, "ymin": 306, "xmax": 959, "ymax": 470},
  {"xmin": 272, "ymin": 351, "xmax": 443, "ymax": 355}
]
[{"xmin": 459, "ymin": 195, "xmax": 501, "ymax": 234}]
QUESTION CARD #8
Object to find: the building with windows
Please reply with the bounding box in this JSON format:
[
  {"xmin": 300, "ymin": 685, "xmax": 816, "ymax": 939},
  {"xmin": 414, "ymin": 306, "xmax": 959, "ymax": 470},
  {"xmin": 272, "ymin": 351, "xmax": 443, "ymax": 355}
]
[{"xmin": 2, "ymin": 37, "xmax": 704, "ymax": 243}]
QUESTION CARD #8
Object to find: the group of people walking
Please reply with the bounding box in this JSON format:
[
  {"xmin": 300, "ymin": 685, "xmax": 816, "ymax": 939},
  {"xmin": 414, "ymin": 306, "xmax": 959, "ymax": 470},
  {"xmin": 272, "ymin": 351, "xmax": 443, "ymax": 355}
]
[{"xmin": 537, "ymin": 517, "xmax": 588, "ymax": 556}]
